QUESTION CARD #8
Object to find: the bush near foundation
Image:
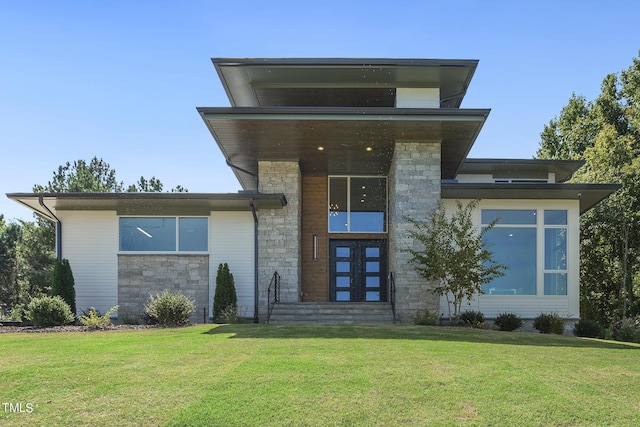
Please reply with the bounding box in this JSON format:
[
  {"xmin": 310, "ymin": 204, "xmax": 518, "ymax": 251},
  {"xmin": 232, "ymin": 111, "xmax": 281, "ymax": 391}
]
[
  {"xmin": 144, "ymin": 290, "xmax": 195, "ymax": 326},
  {"xmin": 494, "ymin": 312, "xmax": 523, "ymax": 331},
  {"xmin": 79, "ymin": 306, "xmax": 119, "ymax": 329},
  {"xmin": 572, "ymin": 319, "xmax": 605, "ymax": 338},
  {"xmin": 460, "ymin": 310, "xmax": 485, "ymax": 327},
  {"xmin": 25, "ymin": 296, "xmax": 75, "ymax": 327},
  {"xmin": 411, "ymin": 309, "xmax": 439, "ymax": 326},
  {"xmin": 534, "ymin": 313, "xmax": 565, "ymax": 334},
  {"xmin": 213, "ymin": 263, "xmax": 237, "ymax": 322},
  {"xmin": 51, "ymin": 259, "xmax": 76, "ymax": 315}
]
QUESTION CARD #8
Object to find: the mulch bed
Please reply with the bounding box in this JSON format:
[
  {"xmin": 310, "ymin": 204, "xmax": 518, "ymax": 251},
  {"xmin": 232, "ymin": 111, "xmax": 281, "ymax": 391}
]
[{"xmin": 0, "ymin": 324, "xmax": 160, "ymax": 333}]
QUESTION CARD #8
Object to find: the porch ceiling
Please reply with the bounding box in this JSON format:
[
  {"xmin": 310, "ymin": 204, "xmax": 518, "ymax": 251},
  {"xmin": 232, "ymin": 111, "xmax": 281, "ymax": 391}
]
[{"xmin": 198, "ymin": 107, "xmax": 490, "ymax": 190}]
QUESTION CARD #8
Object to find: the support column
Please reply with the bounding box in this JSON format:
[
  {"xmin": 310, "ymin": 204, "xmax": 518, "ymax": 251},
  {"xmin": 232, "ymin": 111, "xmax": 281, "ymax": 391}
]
[
  {"xmin": 388, "ymin": 141, "xmax": 441, "ymax": 322},
  {"xmin": 257, "ymin": 161, "xmax": 302, "ymax": 321}
]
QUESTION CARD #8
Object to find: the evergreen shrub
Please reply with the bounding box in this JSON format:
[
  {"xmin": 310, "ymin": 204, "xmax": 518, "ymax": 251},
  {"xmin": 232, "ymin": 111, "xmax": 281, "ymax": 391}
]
[
  {"xmin": 411, "ymin": 309, "xmax": 439, "ymax": 326},
  {"xmin": 460, "ymin": 310, "xmax": 485, "ymax": 327},
  {"xmin": 213, "ymin": 263, "xmax": 237, "ymax": 322},
  {"xmin": 79, "ymin": 306, "xmax": 119, "ymax": 329},
  {"xmin": 534, "ymin": 313, "xmax": 565, "ymax": 334},
  {"xmin": 144, "ymin": 290, "xmax": 195, "ymax": 326},
  {"xmin": 25, "ymin": 296, "xmax": 75, "ymax": 327},
  {"xmin": 51, "ymin": 259, "xmax": 76, "ymax": 315},
  {"xmin": 494, "ymin": 312, "xmax": 523, "ymax": 331},
  {"xmin": 572, "ymin": 319, "xmax": 605, "ymax": 338}
]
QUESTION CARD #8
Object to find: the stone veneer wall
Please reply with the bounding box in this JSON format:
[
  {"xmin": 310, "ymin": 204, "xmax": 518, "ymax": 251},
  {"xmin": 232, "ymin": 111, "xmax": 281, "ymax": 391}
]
[
  {"xmin": 388, "ymin": 141, "xmax": 441, "ymax": 322},
  {"xmin": 118, "ymin": 255, "xmax": 209, "ymax": 324},
  {"xmin": 257, "ymin": 161, "xmax": 301, "ymax": 321}
]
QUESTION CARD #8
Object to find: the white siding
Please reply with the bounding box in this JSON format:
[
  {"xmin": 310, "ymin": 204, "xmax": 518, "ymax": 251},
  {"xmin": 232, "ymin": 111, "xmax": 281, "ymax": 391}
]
[
  {"xmin": 58, "ymin": 211, "xmax": 118, "ymax": 315},
  {"xmin": 439, "ymin": 199, "xmax": 580, "ymax": 319},
  {"xmin": 396, "ymin": 88, "xmax": 440, "ymax": 108},
  {"xmin": 210, "ymin": 212, "xmax": 255, "ymax": 318}
]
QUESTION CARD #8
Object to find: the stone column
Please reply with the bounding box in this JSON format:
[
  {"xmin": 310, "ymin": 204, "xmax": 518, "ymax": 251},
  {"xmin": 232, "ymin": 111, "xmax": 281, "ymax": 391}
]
[
  {"xmin": 388, "ymin": 141, "xmax": 441, "ymax": 322},
  {"xmin": 257, "ymin": 161, "xmax": 301, "ymax": 320}
]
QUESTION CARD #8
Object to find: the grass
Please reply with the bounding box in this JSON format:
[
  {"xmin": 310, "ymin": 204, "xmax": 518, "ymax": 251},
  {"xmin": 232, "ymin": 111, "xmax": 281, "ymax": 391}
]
[{"xmin": 1, "ymin": 324, "xmax": 639, "ymax": 426}]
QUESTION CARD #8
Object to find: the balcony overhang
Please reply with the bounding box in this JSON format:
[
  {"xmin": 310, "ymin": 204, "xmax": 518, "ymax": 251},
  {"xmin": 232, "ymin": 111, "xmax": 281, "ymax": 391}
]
[{"xmin": 198, "ymin": 107, "xmax": 490, "ymax": 190}]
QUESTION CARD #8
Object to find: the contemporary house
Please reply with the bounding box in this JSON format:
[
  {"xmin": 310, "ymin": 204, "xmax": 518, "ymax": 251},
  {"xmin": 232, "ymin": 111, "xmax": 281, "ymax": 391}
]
[{"xmin": 7, "ymin": 58, "xmax": 619, "ymax": 324}]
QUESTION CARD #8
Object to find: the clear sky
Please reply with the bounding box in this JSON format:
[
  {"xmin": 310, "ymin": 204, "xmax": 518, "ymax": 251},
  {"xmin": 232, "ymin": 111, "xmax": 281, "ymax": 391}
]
[{"xmin": 1, "ymin": 0, "xmax": 639, "ymax": 221}]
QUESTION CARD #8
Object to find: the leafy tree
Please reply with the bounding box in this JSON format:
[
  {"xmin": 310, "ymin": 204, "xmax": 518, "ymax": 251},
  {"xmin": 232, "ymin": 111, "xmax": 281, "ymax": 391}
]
[
  {"xmin": 406, "ymin": 199, "xmax": 506, "ymax": 324},
  {"xmin": 537, "ymin": 54, "xmax": 640, "ymax": 325},
  {"xmin": 213, "ymin": 263, "xmax": 237, "ymax": 322},
  {"xmin": 0, "ymin": 215, "xmax": 21, "ymax": 312},
  {"xmin": 51, "ymin": 259, "xmax": 76, "ymax": 315}
]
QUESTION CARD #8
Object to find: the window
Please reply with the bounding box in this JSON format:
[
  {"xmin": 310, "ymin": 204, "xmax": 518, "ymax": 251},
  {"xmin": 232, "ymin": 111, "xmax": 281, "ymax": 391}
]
[
  {"xmin": 329, "ymin": 176, "xmax": 387, "ymax": 232},
  {"xmin": 544, "ymin": 210, "xmax": 567, "ymax": 295},
  {"xmin": 481, "ymin": 209, "xmax": 569, "ymax": 297},
  {"xmin": 482, "ymin": 210, "xmax": 537, "ymax": 295},
  {"xmin": 119, "ymin": 217, "xmax": 208, "ymax": 252}
]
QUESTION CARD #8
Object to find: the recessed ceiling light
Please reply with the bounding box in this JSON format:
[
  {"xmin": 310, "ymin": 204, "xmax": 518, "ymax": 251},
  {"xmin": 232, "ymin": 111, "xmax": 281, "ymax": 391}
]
[
  {"xmin": 365, "ymin": 147, "xmax": 373, "ymax": 152},
  {"xmin": 317, "ymin": 146, "xmax": 324, "ymax": 151}
]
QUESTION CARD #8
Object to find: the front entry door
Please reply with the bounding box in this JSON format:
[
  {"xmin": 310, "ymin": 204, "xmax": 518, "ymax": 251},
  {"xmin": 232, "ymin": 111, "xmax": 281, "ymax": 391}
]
[{"xmin": 329, "ymin": 240, "xmax": 387, "ymax": 302}]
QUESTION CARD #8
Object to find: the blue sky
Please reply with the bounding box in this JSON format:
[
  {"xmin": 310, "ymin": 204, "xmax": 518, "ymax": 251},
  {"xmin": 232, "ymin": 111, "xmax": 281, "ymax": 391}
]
[{"xmin": 2, "ymin": 0, "xmax": 639, "ymax": 221}]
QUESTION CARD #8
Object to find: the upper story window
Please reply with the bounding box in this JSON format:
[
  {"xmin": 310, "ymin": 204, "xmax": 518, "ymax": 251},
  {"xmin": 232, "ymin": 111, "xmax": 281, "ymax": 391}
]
[
  {"xmin": 119, "ymin": 217, "xmax": 208, "ymax": 252},
  {"xmin": 329, "ymin": 176, "xmax": 387, "ymax": 233}
]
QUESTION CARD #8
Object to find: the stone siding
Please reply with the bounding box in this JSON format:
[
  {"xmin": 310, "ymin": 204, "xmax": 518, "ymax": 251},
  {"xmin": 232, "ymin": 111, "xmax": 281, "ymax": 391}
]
[
  {"xmin": 388, "ymin": 141, "xmax": 442, "ymax": 322},
  {"xmin": 257, "ymin": 161, "xmax": 301, "ymax": 321},
  {"xmin": 118, "ymin": 254, "xmax": 209, "ymax": 324}
]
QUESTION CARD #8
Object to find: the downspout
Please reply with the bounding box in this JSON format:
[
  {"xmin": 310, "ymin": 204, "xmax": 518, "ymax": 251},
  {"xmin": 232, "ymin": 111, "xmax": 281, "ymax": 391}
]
[
  {"xmin": 249, "ymin": 198, "xmax": 259, "ymax": 323},
  {"xmin": 38, "ymin": 196, "xmax": 62, "ymax": 260}
]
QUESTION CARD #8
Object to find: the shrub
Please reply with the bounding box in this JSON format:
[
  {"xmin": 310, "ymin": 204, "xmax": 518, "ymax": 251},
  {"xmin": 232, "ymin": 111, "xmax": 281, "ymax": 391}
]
[
  {"xmin": 118, "ymin": 308, "xmax": 141, "ymax": 325},
  {"xmin": 79, "ymin": 306, "xmax": 118, "ymax": 329},
  {"xmin": 572, "ymin": 319, "xmax": 605, "ymax": 339},
  {"xmin": 144, "ymin": 290, "xmax": 195, "ymax": 326},
  {"xmin": 411, "ymin": 309, "xmax": 439, "ymax": 326},
  {"xmin": 218, "ymin": 305, "xmax": 246, "ymax": 324},
  {"xmin": 611, "ymin": 317, "xmax": 640, "ymax": 343},
  {"xmin": 213, "ymin": 263, "xmax": 237, "ymax": 322},
  {"xmin": 494, "ymin": 312, "xmax": 523, "ymax": 331},
  {"xmin": 460, "ymin": 310, "xmax": 485, "ymax": 327},
  {"xmin": 534, "ymin": 313, "xmax": 565, "ymax": 334},
  {"xmin": 25, "ymin": 296, "xmax": 75, "ymax": 327},
  {"xmin": 51, "ymin": 259, "xmax": 76, "ymax": 315}
]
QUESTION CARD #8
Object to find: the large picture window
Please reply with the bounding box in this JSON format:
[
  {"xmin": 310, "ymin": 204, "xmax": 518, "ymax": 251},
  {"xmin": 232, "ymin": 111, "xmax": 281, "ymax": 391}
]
[
  {"xmin": 481, "ymin": 209, "xmax": 569, "ymax": 297},
  {"xmin": 119, "ymin": 217, "xmax": 208, "ymax": 252},
  {"xmin": 482, "ymin": 210, "xmax": 537, "ymax": 295},
  {"xmin": 329, "ymin": 176, "xmax": 387, "ymax": 233}
]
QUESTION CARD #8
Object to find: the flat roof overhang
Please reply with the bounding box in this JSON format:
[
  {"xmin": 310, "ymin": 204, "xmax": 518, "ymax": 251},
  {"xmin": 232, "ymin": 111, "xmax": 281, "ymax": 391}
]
[
  {"xmin": 212, "ymin": 58, "xmax": 478, "ymax": 108},
  {"xmin": 441, "ymin": 182, "xmax": 621, "ymax": 214},
  {"xmin": 6, "ymin": 192, "xmax": 287, "ymax": 222},
  {"xmin": 459, "ymin": 158, "xmax": 586, "ymax": 182},
  {"xmin": 198, "ymin": 107, "xmax": 490, "ymax": 190}
]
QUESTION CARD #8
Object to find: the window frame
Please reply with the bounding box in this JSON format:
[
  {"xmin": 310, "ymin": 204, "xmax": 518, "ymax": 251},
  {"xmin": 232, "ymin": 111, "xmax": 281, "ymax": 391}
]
[
  {"xmin": 118, "ymin": 216, "xmax": 209, "ymax": 253},
  {"xmin": 328, "ymin": 176, "xmax": 388, "ymax": 233}
]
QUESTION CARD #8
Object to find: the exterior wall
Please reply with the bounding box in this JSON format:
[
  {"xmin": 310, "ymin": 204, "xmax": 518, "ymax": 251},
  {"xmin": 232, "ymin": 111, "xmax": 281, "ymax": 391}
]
[
  {"xmin": 396, "ymin": 88, "xmax": 440, "ymax": 108},
  {"xmin": 257, "ymin": 161, "xmax": 302, "ymax": 320},
  {"xmin": 440, "ymin": 198, "xmax": 581, "ymax": 319},
  {"xmin": 118, "ymin": 255, "xmax": 209, "ymax": 323},
  {"xmin": 210, "ymin": 211, "xmax": 255, "ymax": 318},
  {"xmin": 59, "ymin": 211, "xmax": 118, "ymax": 315},
  {"xmin": 301, "ymin": 175, "xmax": 329, "ymax": 302},
  {"xmin": 388, "ymin": 141, "xmax": 442, "ymax": 322}
]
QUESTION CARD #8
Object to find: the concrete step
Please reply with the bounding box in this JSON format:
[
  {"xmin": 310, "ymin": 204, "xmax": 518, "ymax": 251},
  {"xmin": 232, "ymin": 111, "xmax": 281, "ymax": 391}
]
[{"xmin": 268, "ymin": 302, "xmax": 395, "ymax": 324}]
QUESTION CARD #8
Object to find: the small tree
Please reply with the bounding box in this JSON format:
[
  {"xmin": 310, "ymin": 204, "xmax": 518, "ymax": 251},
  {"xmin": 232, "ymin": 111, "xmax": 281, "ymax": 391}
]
[
  {"xmin": 406, "ymin": 199, "xmax": 506, "ymax": 324},
  {"xmin": 213, "ymin": 263, "xmax": 237, "ymax": 322},
  {"xmin": 51, "ymin": 259, "xmax": 76, "ymax": 315}
]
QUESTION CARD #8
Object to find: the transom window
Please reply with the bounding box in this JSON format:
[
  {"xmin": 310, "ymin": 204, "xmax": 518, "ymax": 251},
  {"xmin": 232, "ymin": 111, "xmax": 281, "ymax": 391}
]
[
  {"xmin": 119, "ymin": 217, "xmax": 208, "ymax": 252},
  {"xmin": 329, "ymin": 176, "xmax": 387, "ymax": 233},
  {"xmin": 481, "ymin": 209, "xmax": 568, "ymax": 296}
]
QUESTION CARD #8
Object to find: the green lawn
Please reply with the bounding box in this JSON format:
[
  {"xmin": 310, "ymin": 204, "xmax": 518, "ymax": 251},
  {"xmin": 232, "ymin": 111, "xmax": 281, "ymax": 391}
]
[{"xmin": 1, "ymin": 324, "xmax": 639, "ymax": 426}]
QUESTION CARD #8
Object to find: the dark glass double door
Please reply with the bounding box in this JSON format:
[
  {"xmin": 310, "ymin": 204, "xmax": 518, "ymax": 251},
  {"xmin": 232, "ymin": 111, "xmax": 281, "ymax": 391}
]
[{"xmin": 329, "ymin": 239, "xmax": 387, "ymax": 302}]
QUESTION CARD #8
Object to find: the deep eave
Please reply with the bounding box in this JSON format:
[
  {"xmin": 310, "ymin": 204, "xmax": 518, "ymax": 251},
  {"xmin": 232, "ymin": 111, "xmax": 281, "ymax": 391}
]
[
  {"xmin": 198, "ymin": 107, "xmax": 490, "ymax": 190},
  {"xmin": 6, "ymin": 192, "xmax": 287, "ymax": 221},
  {"xmin": 212, "ymin": 58, "xmax": 478, "ymax": 108},
  {"xmin": 441, "ymin": 182, "xmax": 621, "ymax": 214},
  {"xmin": 458, "ymin": 158, "xmax": 586, "ymax": 182}
]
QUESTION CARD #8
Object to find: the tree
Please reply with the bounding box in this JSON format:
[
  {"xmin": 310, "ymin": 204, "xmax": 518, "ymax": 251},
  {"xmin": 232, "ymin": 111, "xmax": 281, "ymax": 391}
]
[
  {"xmin": 0, "ymin": 215, "xmax": 21, "ymax": 312},
  {"xmin": 51, "ymin": 259, "xmax": 76, "ymax": 315},
  {"xmin": 537, "ymin": 53, "xmax": 640, "ymax": 325},
  {"xmin": 213, "ymin": 263, "xmax": 237, "ymax": 321},
  {"xmin": 406, "ymin": 200, "xmax": 506, "ymax": 324}
]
